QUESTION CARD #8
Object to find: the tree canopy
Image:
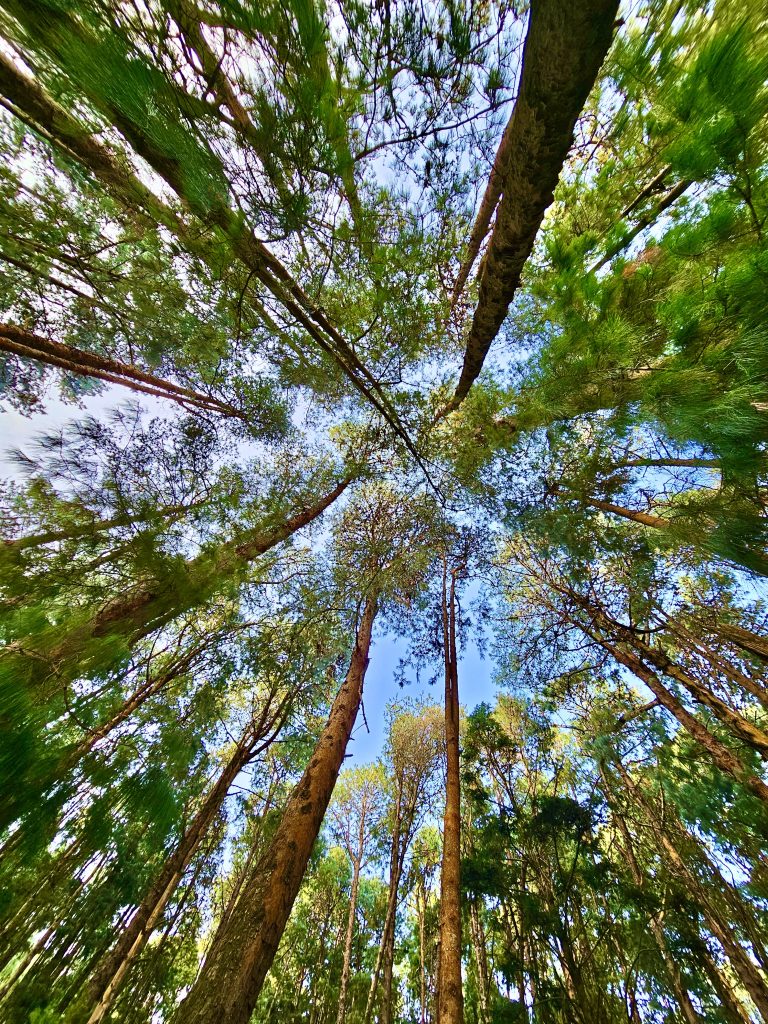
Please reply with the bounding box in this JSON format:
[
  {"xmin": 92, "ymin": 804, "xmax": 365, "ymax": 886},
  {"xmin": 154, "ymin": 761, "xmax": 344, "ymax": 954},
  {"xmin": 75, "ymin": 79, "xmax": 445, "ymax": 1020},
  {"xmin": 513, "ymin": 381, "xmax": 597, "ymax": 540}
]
[{"xmin": 1, "ymin": 0, "xmax": 767, "ymax": 1022}]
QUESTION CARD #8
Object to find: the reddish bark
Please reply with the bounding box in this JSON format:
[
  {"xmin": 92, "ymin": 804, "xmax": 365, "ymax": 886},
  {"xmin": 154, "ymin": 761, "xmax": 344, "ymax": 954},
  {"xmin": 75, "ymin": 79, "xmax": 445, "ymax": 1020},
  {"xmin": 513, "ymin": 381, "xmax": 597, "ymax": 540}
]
[{"xmin": 173, "ymin": 596, "xmax": 378, "ymax": 1024}]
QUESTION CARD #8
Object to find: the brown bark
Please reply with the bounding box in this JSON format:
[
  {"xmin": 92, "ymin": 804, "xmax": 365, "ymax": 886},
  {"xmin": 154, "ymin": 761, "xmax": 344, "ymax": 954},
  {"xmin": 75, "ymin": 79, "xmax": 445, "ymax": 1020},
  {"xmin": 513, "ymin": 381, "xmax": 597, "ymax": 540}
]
[
  {"xmin": 624, "ymin": 633, "xmax": 768, "ymax": 758},
  {"xmin": 35, "ymin": 473, "xmax": 353, "ymax": 679},
  {"xmin": 602, "ymin": 639, "xmax": 768, "ymax": 804},
  {"xmin": 699, "ymin": 946, "xmax": 753, "ymax": 1024},
  {"xmin": 616, "ymin": 762, "xmax": 768, "ymax": 1023},
  {"xmin": 600, "ymin": 770, "xmax": 702, "ymax": 1024},
  {"xmin": 468, "ymin": 899, "xmax": 491, "ymax": 1024},
  {"xmin": 173, "ymin": 596, "xmax": 378, "ymax": 1024},
  {"xmin": 445, "ymin": 0, "xmax": 619, "ymax": 412},
  {"xmin": 0, "ymin": 25, "xmax": 419, "ymax": 465},
  {"xmin": 0, "ymin": 324, "xmax": 244, "ymax": 418},
  {"xmin": 85, "ymin": 719, "xmax": 273, "ymax": 1024},
  {"xmin": 708, "ymin": 622, "xmax": 768, "ymax": 665},
  {"xmin": 585, "ymin": 496, "xmax": 670, "ymax": 530},
  {"xmin": 337, "ymin": 820, "xmax": 365, "ymax": 1024},
  {"xmin": 437, "ymin": 560, "xmax": 463, "ymax": 1024},
  {"xmin": 364, "ymin": 791, "xmax": 404, "ymax": 1024}
]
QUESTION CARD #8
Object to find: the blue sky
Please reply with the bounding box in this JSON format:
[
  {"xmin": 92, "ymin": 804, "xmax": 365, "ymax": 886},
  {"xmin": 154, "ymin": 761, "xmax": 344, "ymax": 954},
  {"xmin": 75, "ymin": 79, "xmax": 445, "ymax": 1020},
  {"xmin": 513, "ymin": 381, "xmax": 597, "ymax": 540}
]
[{"xmin": 348, "ymin": 625, "xmax": 496, "ymax": 765}]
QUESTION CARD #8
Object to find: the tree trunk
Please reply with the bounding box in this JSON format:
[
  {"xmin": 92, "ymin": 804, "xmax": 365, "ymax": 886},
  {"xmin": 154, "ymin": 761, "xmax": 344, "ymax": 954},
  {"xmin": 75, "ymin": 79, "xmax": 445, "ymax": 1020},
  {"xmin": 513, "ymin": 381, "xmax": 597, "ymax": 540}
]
[
  {"xmin": 173, "ymin": 595, "xmax": 377, "ymax": 1024},
  {"xmin": 0, "ymin": 324, "xmax": 244, "ymax": 418},
  {"xmin": 4, "ymin": 500, "xmax": 203, "ymax": 553},
  {"xmin": 699, "ymin": 944, "xmax": 753, "ymax": 1024},
  {"xmin": 600, "ymin": 770, "xmax": 702, "ymax": 1024},
  {"xmin": 364, "ymin": 789, "xmax": 403, "ymax": 1024},
  {"xmin": 601, "ymin": 637, "xmax": 768, "ymax": 804},
  {"xmin": 468, "ymin": 899, "xmax": 491, "ymax": 1024},
  {"xmin": 445, "ymin": 0, "xmax": 619, "ymax": 412},
  {"xmin": 437, "ymin": 561, "xmax": 463, "ymax": 1024},
  {"xmin": 616, "ymin": 761, "xmax": 768, "ymax": 1022},
  {"xmin": 707, "ymin": 621, "xmax": 768, "ymax": 665},
  {"xmin": 11, "ymin": 473, "xmax": 353, "ymax": 691},
  {"xmin": 85, "ymin": 715, "xmax": 276, "ymax": 1024},
  {"xmin": 337, "ymin": 833, "xmax": 364, "ymax": 1024}
]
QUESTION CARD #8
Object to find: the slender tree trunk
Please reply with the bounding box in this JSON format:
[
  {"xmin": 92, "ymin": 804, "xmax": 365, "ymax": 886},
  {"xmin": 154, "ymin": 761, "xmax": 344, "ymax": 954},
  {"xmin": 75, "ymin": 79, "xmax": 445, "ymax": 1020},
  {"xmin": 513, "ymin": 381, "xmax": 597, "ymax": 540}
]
[
  {"xmin": 600, "ymin": 637, "xmax": 768, "ymax": 803},
  {"xmin": 437, "ymin": 561, "xmax": 463, "ymax": 1024},
  {"xmin": 173, "ymin": 596, "xmax": 378, "ymax": 1024},
  {"xmin": 616, "ymin": 761, "xmax": 768, "ymax": 1022},
  {"xmin": 468, "ymin": 899, "xmax": 491, "ymax": 1024},
  {"xmin": 619, "ymin": 631, "xmax": 768, "ymax": 757},
  {"xmin": 667, "ymin": 620, "xmax": 768, "ymax": 711},
  {"xmin": 699, "ymin": 945, "xmax": 753, "ymax": 1024},
  {"xmin": 585, "ymin": 496, "xmax": 669, "ymax": 530},
  {"xmin": 419, "ymin": 887, "xmax": 427, "ymax": 1024},
  {"xmin": 589, "ymin": 177, "xmax": 693, "ymax": 274},
  {"xmin": 0, "ymin": 324, "xmax": 244, "ymax": 418},
  {"xmin": 4, "ymin": 500, "xmax": 203, "ymax": 553},
  {"xmin": 9, "ymin": 473, "xmax": 353, "ymax": 691},
  {"xmin": 85, "ymin": 718, "xmax": 274, "ymax": 1024},
  {"xmin": 600, "ymin": 771, "xmax": 702, "ymax": 1024},
  {"xmin": 337, "ymin": 830, "xmax": 364, "ymax": 1024}
]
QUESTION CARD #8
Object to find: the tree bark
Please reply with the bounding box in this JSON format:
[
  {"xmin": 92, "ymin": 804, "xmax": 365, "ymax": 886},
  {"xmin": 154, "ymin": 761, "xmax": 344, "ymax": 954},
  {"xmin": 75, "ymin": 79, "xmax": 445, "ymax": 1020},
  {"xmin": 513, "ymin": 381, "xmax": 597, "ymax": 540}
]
[
  {"xmin": 19, "ymin": 472, "xmax": 354, "ymax": 684},
  {"xmin": 337, "ymin": 823, "xmax": 364, "ymax": 1024},
  {"xmin": 0, "ymin": 324, "xmax": 244, "ymax": 418},
  {"xmin": 445, "ymin": 0, "xmax": 619, "ymax": 412},
  {"xmin": 173, "ymin": 595, "xmax": 377, "ymax": 1024},
  {"xmin": 437, "ymin": 560, "xmax": 463, "ymax": 1024},
  {"xmin": 601, "ymin": 638, "xmax": 768, "ymax": 804},
  {"xmin": 616, "ymin": 761, "xmax": 768, "ymax": 1022},
  {"xmin": 85, "ymin": 698, "xmax": 288, "ymax": 1024}
]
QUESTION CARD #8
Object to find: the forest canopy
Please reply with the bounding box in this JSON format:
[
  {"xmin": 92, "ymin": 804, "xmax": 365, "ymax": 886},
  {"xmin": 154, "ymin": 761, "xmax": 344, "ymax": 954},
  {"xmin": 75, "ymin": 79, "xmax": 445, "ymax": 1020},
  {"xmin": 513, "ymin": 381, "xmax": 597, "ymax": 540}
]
[{"xmin": 0, "ymin": 1, "xmax": 767, "ymax": 1023}]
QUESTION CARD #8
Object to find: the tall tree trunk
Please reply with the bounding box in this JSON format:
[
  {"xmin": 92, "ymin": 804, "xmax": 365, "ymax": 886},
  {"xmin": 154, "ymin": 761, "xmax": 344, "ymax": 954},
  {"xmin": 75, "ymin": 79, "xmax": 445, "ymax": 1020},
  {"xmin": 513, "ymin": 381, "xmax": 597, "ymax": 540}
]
[
  {"xmin": 337, "ymin": 824, "xmax": 365, "ymax": 1024},
  {"xmin": 600, "ymin": 637, "xmax": 768, "ymax": 804},
  {"xmin": 173, "ymin": 595, "xmax": 378, "ymax": 1024},
  {"xmin": 0, "ymin": 324, "xmax": 244, "ymax": 418},
  {"xmin": 4, "ymin": 499, "xmax": 203, "ymax": 553},
  {"xmin": 707, "ymin": 621, "xmax": 768, "ymax": 665},
  {"xmin": 85, "ymin": 704, "xmax": 284, "ymax": 1024},
  {"xmin": 364, "ymin": 789, "xmax": 405, "ymax": 1024},
  {"xmin": 600, "ymin": 769, "xmax": 702, "ymax": 1024},
  {"xmin": 9, "ymin": 473, "xmax": 353, "ymax": 691},
  {"xmin": 468, "ymin": 898, "xmax": 491, "ymax": 1024},
  {"xmin": 437, "ymin": 561, "xmax": 463, "ymax": 1024},
  {"xmin": 699, "ymin": 944, "xmax": 753, "ymax": 1024},
  {"xmin": 615, "ymin": 629, "xmax": 768, "ymax": 757},
  {"xmin": 444, "ymin": 0, "xmax": 619, "ymax": 412},
  {"xmin": 615, "ymin": 761, "xmax": 768, "ymax": 1022}
]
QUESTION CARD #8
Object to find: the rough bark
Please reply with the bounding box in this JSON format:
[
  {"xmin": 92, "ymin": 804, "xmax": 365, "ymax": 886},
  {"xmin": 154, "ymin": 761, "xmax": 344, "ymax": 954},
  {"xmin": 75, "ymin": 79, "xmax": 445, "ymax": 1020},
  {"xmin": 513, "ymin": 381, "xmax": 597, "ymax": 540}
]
[
  {"xmin": 0, "ymin": 324, "xmax": 244, "ymax": 418},
  {"xmin": 173, "ymin": 595, "xmax": 377, "ymax": 1024},
  {"xmin": 617, "ymin": 762, "xmax": 768, "ymax": 1023},
  {"xmin": 437, "ymin": 562, "xmax": 463, "ymax": 1024},
  {"xmin": 85, "ymin": 721, "xmax": 272, "ymax": 1024},
  {"xmin": 602, "ymin": 639, "xmax": 768, "ymax": 804},
  {"xmin": 337, "ymin": 824, "xmax": 364, "ymax": 1024},
  {"xmin": 708, "ymin": 621, "xmax": 768, "ymax": 665},
  {"xmin": 445, "ymin": 0, "xmax": 619, "ymax": 412}
]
